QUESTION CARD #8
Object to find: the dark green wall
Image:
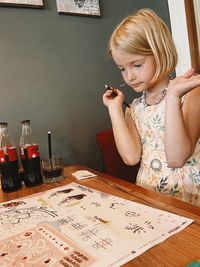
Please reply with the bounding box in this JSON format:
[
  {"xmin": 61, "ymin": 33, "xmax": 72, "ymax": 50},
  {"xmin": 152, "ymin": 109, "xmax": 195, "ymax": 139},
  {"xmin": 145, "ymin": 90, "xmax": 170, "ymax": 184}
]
[{"xmin": 0, "ymin": 0, "xmax": 170, "ymax": 171}]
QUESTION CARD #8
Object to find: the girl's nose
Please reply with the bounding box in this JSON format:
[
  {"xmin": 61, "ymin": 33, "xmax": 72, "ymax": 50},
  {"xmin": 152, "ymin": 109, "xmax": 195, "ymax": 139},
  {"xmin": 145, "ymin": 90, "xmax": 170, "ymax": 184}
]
[{"xmin": 126, "ymin": 70, "xmax": 136, "ymax": 83}]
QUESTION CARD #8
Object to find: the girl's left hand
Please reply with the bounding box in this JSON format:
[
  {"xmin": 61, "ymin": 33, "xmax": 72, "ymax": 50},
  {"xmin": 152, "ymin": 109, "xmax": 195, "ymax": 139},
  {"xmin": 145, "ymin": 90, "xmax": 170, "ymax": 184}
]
[{"xmin": 168, "ymin": 68, "xmax": 200, "ymax": 98}]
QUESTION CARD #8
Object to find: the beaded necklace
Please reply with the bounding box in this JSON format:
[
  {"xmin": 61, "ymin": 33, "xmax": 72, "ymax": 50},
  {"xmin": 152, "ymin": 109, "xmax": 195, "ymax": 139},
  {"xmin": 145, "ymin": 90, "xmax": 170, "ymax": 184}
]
[{"xmin": 143, "ymin": 88, "xmax": 167, "ymax": 107}]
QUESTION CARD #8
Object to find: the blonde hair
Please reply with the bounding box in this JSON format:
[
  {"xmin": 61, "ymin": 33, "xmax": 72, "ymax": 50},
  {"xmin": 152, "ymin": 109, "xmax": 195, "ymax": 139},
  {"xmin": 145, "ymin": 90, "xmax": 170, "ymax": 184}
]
[{"xmin": 108, "ymin": 8, "xmax": 178, "ymax": 80}]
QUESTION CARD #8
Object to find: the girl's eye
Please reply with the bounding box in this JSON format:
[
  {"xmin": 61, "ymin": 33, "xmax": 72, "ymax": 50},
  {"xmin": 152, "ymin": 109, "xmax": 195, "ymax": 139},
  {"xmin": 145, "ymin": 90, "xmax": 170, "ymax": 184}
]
[
  {"xmin": 119, "ymin": 68, "xmax": 125, "ymax": 72},
  {"xmin": 134, "ymin": 64, "xmax": 141, "ymax": 68}
]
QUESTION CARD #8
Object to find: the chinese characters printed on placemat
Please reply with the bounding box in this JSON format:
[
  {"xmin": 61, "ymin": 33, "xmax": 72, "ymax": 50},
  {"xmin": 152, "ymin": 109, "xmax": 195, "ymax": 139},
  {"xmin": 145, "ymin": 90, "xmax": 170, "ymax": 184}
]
[{"xmin": 0, "ymin": 182, "xmax": 193, "ymax": 267}]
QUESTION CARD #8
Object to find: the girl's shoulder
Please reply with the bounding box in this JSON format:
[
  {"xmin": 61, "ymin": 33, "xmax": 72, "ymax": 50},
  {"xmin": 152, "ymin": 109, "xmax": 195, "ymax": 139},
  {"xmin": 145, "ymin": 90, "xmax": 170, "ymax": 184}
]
[
  {"xmin": 131, "ymin": 95, "xmax": 144, "ymax": 119},
  {"xmin": 184, "ymin": 86, "xmax": 200, "ymax": 104},
  {"xmin": 182, "ymin": 86, "xmax": 200, "ymax": 120},
  {"xmin": 132, "ymin": 94, "xmax": 144, "ymax": 106},
  {"xmin": 188, "ymin": 86, "xmax": 200, "ymax": 97}
]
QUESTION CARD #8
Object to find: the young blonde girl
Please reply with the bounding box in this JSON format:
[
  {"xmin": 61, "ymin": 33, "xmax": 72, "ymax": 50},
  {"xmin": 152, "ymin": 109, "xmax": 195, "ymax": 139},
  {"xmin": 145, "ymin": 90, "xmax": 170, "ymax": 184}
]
[{"xmin": 103, "ymin": 8, "xmax": 200, "ymax": 205}]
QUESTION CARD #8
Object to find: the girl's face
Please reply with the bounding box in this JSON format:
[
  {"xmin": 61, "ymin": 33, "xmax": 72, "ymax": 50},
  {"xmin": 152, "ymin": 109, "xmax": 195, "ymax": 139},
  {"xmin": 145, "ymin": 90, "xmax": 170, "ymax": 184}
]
[{"xmin": 112, "ymin": 50, "xmax": 157, "ymax": 93}]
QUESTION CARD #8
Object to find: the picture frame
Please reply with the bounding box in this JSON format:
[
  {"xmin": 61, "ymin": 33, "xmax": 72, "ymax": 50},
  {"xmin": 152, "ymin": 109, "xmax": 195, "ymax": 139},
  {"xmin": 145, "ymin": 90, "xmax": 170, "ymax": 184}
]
[
  {"xmin": 56, "ymin": 0, "xmax": 101, "ymax": 17},
  {"xmin": 0, "ymin": 0, "xmax": 43, "ymax": 8}
]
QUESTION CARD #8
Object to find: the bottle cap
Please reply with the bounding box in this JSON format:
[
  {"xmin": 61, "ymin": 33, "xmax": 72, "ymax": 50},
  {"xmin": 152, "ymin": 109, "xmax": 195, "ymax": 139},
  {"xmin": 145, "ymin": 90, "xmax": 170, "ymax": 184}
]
[
  {"xmin": 21, "ymin": 120, "xmax": 30, "ymax": 124},
  {"xmin": 0, "ymin": 122, "xmax": 8, "ymax": 126}
]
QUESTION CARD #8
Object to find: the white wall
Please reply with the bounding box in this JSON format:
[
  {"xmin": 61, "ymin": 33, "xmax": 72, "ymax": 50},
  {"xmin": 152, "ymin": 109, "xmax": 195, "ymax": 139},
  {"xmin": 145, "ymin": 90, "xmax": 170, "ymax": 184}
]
[{"xmin": 167, "ymin": 0, "xmax": 192, "ymax": 76}]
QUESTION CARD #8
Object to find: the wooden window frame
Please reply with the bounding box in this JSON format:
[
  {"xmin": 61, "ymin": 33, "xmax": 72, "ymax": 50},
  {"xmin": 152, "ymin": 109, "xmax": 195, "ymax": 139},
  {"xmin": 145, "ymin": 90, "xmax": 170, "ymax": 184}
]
[{"xmin": 184, "ymin": 0, "xmax": 200, "ymax": 72}]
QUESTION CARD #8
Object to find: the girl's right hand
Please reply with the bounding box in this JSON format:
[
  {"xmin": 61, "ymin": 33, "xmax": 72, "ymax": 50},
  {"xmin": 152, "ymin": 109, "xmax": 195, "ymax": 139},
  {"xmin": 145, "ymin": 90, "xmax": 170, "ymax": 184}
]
[{"xmin": 103, "ymin": 88, "xmax": 124, "ymax": 109}]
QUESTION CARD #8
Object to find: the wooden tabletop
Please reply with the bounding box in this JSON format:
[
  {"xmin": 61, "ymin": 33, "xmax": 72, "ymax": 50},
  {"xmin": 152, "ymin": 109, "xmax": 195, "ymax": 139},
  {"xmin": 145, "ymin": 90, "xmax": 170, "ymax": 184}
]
[{"xmin": 1, "ymin": 164, "xmax": 200, "ymax": 266}]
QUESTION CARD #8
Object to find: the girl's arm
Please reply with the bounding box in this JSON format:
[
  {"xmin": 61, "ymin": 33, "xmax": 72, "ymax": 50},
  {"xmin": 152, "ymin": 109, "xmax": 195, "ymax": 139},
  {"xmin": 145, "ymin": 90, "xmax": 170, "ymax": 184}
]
[
  {"xmin": 164, "ymin": 69, "xmax": 200, "ymax": 167},
  {"xmin": 103, "ymin": 89, "xmax": 141, "ymax": 165}
]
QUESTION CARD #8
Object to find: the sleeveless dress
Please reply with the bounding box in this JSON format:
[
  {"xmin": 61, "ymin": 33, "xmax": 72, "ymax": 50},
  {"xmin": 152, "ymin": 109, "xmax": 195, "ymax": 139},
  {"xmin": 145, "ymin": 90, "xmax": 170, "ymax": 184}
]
[{"xmin": 131, "ymin": 93, "xmax": 200, "ymax": 206}]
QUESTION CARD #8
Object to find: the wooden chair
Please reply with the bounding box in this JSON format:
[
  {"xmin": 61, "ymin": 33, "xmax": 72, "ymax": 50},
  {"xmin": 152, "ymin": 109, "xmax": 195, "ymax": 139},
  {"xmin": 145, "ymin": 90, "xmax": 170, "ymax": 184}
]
[{"xmin": 96, "ymin": 131, "xmax": 140, "ymax": 183}]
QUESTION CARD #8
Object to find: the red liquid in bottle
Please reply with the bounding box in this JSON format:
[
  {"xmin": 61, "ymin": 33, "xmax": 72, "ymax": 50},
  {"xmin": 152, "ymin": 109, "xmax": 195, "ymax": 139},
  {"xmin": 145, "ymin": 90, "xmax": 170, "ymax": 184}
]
[
  {"xmin": 0, "ymin": 160, "xmax": 21, "ymax": 192},
  {"xmin": 0, "ymin": 123, "xmax": 22, "ymax": 192},
  {"xmin": 19, "ymin": 120, "xmax": 43, "ymax": 187},
  {"xmin": 21, "ymin": 146, "xmax": 43, "ymax": 187}
]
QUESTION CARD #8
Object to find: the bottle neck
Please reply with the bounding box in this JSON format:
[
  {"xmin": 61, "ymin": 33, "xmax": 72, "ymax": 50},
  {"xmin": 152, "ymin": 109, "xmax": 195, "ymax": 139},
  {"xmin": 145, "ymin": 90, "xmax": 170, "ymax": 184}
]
[
  {"xmin": 0, "ymin": 124, "xmax": 14, "ymax": 148},
  {"xmin": 20, "ymin": 124, "xmax": 32, "ymax": 146},
  {"xmin": 1, "ymin": 126, "xmax": 8, "ymax": 137}
]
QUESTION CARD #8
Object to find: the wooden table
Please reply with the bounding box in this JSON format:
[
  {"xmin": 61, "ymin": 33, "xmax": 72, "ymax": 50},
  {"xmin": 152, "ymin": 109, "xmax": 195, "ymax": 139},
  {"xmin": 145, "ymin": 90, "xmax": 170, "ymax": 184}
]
[{"xmin": 1, "ymin": 164, "xmax": 200, "ymax": 266}]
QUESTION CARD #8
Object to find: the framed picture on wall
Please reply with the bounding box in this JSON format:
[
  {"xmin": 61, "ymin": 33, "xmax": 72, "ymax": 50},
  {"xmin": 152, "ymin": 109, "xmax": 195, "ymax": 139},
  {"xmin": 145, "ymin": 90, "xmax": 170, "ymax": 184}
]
[
  {"xmin": 56, "ymin": 0, "xmax": 101, "ymax": 17},
  {"xmin": 0, "ymin": 0, "xmax": 43, "ymax": 8}
]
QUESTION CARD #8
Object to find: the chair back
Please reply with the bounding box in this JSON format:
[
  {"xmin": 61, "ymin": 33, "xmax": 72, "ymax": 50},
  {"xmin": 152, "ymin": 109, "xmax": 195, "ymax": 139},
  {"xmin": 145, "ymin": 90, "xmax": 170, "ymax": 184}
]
[{"xmin": 96, "ymin": 131, "xmax": 140, "ymax": 183}]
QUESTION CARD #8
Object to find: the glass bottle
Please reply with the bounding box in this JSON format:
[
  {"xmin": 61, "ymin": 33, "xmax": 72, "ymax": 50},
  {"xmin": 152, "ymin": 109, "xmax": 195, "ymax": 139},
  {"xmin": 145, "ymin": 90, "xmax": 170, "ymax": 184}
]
[
  {"xmin": 19, "ymin": 120, "xmax": 43, "ymax": 187},
  {"xmin": 0, "ymin": 122, "xmax": 21, "ymax": 192}
]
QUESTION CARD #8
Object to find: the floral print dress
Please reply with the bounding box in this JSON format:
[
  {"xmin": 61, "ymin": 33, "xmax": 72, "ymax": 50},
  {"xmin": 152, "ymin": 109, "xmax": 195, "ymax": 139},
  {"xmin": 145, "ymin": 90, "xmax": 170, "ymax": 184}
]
[{"xmin": 131, "ymin": 94, "xmax": 200, "ymax": 206}]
